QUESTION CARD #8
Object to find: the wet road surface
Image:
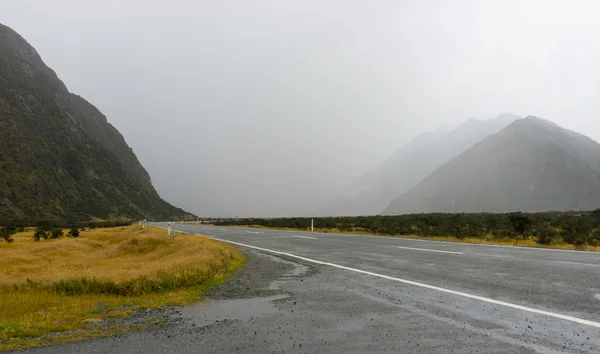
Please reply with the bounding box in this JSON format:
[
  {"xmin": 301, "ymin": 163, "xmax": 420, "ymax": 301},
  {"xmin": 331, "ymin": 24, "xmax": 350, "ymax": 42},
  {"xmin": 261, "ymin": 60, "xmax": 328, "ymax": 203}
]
[{"xmin": 25, "ymin": 224, "xmax": 600, "ymax": 353}]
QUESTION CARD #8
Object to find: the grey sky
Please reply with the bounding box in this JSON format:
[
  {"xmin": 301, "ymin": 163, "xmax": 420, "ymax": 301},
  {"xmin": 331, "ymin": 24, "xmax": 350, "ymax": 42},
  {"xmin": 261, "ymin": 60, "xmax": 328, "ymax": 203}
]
[{"xmin": 2, "ymin": 0, "xmax": 600, "ymax": 217}]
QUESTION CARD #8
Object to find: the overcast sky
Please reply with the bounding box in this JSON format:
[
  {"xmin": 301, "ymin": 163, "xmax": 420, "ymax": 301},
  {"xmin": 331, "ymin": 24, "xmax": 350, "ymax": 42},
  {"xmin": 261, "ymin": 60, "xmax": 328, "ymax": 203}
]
[{"xmin": 2, "ymin": 1, "xmax": 600, "ymax": 216}]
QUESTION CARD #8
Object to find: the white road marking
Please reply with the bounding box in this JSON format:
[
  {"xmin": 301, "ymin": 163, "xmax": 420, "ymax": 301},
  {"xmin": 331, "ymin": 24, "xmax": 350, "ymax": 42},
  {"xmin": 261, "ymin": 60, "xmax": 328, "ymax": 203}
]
[
  {"xmin": 245, "ymin": 231, "xmax": 263, "ymax": 234},
  {"xmin": 250, "ymin": 236, "xmax": 298, "ymax": 240},
  {"xmin": 220, "ymin": 229, "xmax": 228, "ymax": 231},
  {"xmin": 209, "ymin": 238, "xmax": 600, "ymax": 329},
  {"xmin": 472, "ymin": 253, "xmax": 513, "ymax": 259},
  {"xmin": 294, "ymin": 236, "xmax": 317, "ymax": 240},
  {"xmin": 551, "ymin": 260, "xmax": 600, "ymax": 267},
  {"xmin": 397, "ymin": 246, "xmax": 463, "ymax": 255}
]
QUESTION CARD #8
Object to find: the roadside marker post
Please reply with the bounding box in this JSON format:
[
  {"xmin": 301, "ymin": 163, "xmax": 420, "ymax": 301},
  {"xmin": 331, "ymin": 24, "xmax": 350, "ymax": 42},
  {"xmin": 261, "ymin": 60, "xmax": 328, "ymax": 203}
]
[{"xmin": 311, "ymin": 219, "xmax": 314, "ymax": 232}]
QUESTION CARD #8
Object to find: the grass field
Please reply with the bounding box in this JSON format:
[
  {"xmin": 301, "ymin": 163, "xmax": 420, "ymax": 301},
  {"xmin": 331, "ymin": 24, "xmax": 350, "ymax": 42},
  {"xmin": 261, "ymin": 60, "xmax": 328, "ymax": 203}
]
[{"xmin": 0, "ymin": 225, "xmax": 244, "ymax": 351}]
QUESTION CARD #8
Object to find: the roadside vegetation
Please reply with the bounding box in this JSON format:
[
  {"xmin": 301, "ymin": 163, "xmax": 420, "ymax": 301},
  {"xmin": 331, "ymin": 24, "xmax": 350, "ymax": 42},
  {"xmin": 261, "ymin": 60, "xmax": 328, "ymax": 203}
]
[
  {"xmin": 0, "ymin": 225, "xmax": 244, "ymax": 351},
  {"xmin": 213, "ymin": 211, "xmax": 600, "ymax": 251}
]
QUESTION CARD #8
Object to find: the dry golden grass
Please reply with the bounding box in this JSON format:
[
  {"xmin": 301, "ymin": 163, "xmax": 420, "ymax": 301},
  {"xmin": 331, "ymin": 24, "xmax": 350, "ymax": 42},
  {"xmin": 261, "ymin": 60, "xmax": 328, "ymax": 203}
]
[{"xmin": 0, "ymin": 225, "xmax": 244, "ymax": 351}]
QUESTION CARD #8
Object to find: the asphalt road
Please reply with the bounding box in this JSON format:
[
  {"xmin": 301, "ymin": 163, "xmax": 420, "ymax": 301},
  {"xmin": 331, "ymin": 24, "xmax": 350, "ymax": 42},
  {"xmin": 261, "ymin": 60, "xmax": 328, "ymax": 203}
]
[
  {"xmin": 27, "ymin": 223, "xmax": 600, "ymax": 353},
  {"xmin": 169, "ymin": 224, "xmax": 600, "ymax": 351}
]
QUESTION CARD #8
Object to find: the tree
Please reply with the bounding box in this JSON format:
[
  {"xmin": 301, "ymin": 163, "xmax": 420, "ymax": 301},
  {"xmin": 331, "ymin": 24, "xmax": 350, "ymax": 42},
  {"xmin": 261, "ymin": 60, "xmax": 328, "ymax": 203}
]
[
  {"xmin": 68, "ymin": 227, "xmax": 80, "ymax": 238},
  {"xmin": 50, "ymin": 228, "xmax": 63, "ymax": 239}
]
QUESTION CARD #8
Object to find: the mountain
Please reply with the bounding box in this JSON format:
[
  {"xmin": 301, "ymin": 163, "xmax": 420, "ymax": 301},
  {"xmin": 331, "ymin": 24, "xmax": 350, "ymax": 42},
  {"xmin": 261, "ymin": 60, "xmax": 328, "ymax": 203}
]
[
  {"xmin": 383, "ymin": 117, "xmax": 600, "ymax": 214},
  {"xmin": 326, "ymin": 113, "xmax": 519, "ymax": 215},
  {"xmin": 0, "ymin": 23, "xmax": 191, "ymax": 222}
]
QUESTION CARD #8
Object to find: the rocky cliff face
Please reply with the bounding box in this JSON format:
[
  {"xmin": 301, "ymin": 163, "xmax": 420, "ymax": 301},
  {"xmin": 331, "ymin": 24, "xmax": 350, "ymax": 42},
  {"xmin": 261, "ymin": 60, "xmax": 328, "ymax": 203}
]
[{"xmin": 0, "ymin": 23, "xmax": 191, "ymax": 222}]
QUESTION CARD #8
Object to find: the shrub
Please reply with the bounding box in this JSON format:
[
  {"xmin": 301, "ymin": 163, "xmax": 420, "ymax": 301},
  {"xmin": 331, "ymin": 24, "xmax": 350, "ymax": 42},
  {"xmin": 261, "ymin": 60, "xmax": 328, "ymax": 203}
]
[
  {"xmin": 508, "ymin": 213, "xmax": 531, "ymax": 236},
  {"xmin": 68, "ymin": 227, "xmax": 80, "ymax": 238},
  {"xmin": 33, "ymin": 228, "xmax": 48, "ymax": 241},
  {"xmin": 537, "ymin": 233, "xmax": 556, "ymax": 245},
  {"xmin": 33, "ymin": 221, "xmax": 53, "ymax": 241},
  {"xmin": 50, "ymin": 228, "xmax": 64, "ymax": 239},
  {"xmin": 0, "ymin": 226, "xmax": 17, "ymax": 243}
]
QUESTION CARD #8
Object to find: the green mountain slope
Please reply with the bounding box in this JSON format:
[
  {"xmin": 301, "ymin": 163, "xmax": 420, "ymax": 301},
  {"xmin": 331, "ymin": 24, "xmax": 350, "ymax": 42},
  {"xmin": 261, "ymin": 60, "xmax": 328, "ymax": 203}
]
[
  {"xmin": 0, "ymin": 23, "xmax": 190, "ymax": 222},
  {"xmin": 383, "ymin": 117, "xmax": 600, "ymax": 214}
]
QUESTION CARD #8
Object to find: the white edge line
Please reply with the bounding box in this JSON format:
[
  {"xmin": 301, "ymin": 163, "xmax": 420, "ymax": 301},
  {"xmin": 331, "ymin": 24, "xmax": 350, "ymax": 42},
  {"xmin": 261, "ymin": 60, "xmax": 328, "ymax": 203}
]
[
  {"xmin": 152, "ymin": 224, "xmax": 600, "ymax": 328},
  {"xmin": 396, "ymin": 246, "xmax": 463, "ymax": 255}
]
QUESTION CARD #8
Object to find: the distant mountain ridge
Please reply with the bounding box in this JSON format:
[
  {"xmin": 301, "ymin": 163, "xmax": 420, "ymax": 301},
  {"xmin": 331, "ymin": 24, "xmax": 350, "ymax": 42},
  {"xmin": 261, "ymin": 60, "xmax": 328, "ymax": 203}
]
[
  {"xmin": 0, "ymin": 23, "xmax": 191, "ymax": 222},
  {"xmin": 326, "ymin": 113, "xmax": 520, "ymax": 215},
  {"xmin": 383, "ymin": 116, "xmax": 600, "ymax": 214}
]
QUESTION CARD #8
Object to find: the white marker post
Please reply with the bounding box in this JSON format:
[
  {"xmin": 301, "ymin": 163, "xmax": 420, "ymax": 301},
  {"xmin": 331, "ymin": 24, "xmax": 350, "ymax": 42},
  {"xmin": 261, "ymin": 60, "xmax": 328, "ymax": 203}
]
[
  {"xmin": 167, "ymin": 222, "xmax": 171, "ymax": 236},
  {"xmin": 311, "ymin": 219, "xmax": 314, "ymax": 232}
]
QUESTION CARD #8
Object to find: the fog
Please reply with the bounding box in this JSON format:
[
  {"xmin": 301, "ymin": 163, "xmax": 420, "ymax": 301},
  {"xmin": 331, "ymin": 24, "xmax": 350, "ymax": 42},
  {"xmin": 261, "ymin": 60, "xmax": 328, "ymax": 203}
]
[{"xmin": 2, "ymin": 0, "xmax": 600, "ymax": 217}]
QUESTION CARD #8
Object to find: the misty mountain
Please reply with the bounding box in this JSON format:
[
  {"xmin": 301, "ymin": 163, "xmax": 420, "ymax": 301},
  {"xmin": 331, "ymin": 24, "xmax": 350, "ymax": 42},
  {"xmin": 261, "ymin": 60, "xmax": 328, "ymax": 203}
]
[
  {"xmin": 326, "ymin": 114, "xmax": 519, "ymax": 215},
  {"xmin": 383, "ymin": 117, "xmax": 600, "ymax": 214},
  {"xmin": 0, "ymin": 23, "xmax": 191, "ymax": 222}
]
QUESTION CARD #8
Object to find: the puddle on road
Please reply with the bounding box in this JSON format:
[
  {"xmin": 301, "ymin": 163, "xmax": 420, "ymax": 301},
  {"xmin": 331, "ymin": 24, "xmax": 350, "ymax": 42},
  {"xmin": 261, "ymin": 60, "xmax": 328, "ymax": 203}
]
[
  {"xmin": 180, "ymin": 253, "xmax": 312, "ymax": 328},
  {"xmin": 181, "ymin": 294, "xmax": 289, "ymax": 327}
]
